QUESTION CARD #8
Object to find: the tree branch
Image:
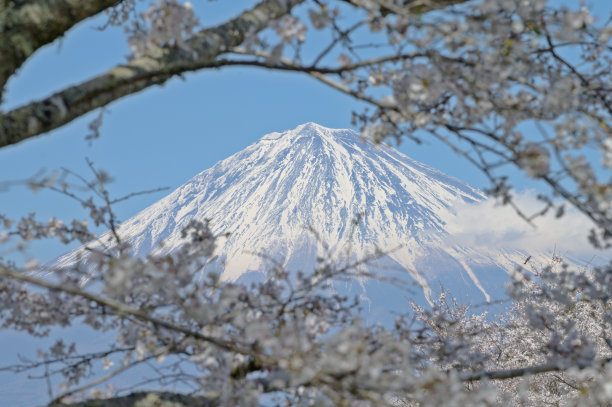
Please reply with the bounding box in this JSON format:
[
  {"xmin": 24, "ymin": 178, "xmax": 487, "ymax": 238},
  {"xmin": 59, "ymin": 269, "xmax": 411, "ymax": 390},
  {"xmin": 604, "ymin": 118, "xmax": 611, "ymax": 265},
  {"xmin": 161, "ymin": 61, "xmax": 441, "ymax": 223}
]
[
  {"xmin": 226, "ymin": 48, "xmax": 437, "ymax": 73},
  {"xmin": 460, "ymin": 357, "xmax": 612, "ymax": 382},
  {"xmin": 0, "ymin": 265, "xmax": 271, "ymax": 364},
  {"xmin": 47, "ymin": 391, "xmax": 217, "ymax": 407},
  {"xmin": 226, "ymin": 48, "xmax": 395, "ymax": 110},
  {"xmin": 0, "ymin": 0, "xmax": 121, "ymax": 98},
  {"xmin": 52, "ymin": 356, "xmax": 152, "ymax": 403},
  {"xmin": 0, "ymin": 0, "xmax": 305, "ymax": 148},
  {"xmin": 339, "ymin": 0, "xmax": 467, "ymax": 16}
]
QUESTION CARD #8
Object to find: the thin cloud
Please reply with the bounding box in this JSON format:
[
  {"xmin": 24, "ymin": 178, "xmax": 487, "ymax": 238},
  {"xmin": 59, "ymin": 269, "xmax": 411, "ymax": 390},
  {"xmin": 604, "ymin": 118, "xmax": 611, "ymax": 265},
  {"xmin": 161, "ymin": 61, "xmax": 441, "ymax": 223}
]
[{"xmin": 443, "ymin": 190, "xmax": 609, "ymax": 260}]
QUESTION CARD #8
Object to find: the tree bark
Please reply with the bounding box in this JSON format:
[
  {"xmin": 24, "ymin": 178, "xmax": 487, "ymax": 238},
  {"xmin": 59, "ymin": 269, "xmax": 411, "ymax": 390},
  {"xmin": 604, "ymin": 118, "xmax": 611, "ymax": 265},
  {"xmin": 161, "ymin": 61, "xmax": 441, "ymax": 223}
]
[
  {"xmin": 47, "ymin": 392, "xmax": 217, "ymax": 407},
  {"xmin": 0, "ymin": 0, "xmax": 121, "ymax": 98},
  {"xmin": 0, "ymin": 0, "xmax": 305, "ymax": 149}
]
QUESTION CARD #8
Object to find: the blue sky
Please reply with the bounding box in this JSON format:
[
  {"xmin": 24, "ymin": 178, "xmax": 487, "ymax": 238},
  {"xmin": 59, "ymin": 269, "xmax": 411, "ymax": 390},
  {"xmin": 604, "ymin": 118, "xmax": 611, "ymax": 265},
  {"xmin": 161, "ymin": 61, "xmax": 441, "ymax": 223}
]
[
  {"xmin": 1, "ymin": 3, "xmax": 611, "ymax": 405},
  {"xmin": 2, "ymin": 0, "xmax": 609, "ymax": 263},
  {"xmin": 0, "ymin": 1, "xmax": 497, "ymax": 262}
]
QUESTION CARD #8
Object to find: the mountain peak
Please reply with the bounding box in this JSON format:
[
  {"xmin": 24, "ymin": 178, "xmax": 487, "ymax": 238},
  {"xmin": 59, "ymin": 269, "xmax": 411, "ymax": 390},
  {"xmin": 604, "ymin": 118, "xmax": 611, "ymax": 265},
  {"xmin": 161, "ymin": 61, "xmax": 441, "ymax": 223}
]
[
  {"xmin": 261, "ymin": 122, "xmax": 357, "ymax": 143},
  {"xmin": 57, "ymin": 123, "xmax": 526, "ymax": 308},
  {"xmin": 296, "ymin": 121, "xmax": 328, "ymax": 131}
]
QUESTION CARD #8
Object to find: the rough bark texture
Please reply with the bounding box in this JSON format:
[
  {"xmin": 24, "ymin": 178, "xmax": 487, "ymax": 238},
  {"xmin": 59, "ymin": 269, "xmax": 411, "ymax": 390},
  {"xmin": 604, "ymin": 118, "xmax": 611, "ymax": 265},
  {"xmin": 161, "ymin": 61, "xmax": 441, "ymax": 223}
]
[
  {"xmin": 0, "ymin": 0, "xmax": 305, "ymax": 149},
  {"xmin": 48, "ymin": 392, "xmax": 217, "ymax": 407},
  {"xmin": 0, "ymin": 0, "xmax": 469, "ymax": 150},
  {"xmin": 0, "ymin": 0, "xmax": 120, "ymax": 97}
]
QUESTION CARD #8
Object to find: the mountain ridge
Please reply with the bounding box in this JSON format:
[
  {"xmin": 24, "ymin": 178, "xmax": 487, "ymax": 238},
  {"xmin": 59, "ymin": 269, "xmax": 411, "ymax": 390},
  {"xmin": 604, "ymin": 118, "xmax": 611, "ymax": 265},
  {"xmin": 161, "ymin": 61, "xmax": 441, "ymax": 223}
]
[{"xmin": 55, "ymin": 122, "xmax": 554, "ymax": 308}]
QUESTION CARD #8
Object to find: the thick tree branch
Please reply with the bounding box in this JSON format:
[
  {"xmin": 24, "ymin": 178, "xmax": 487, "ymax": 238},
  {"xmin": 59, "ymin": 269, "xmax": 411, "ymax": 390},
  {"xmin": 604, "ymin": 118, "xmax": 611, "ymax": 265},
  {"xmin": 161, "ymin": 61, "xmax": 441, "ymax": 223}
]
[
  {"xmin": 0, "ymin": 0, "xmax": 121, "ymax": 98},
  {"xmin": 460, "ymin": 357, "xmax": 612, "ymax": 382},
  {"xmin": 47, "ymin": 391, "xmax": 217, "ymax": 407},
  {"xmin": 0, "ymin": 0, "xmax": 305, "ymax": 148}
]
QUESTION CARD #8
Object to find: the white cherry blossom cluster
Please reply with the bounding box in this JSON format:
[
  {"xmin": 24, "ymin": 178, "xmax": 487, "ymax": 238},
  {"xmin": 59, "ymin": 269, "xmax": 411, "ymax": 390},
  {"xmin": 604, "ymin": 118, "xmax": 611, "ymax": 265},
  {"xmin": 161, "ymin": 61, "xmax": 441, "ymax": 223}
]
[
  {"xmin": 2, "ymin": 211, "xmax": 612, "ymax": 405},
  {"xmin": 517, "ymin": 143, "xmax": 550, "ymax": 178},
  {"xmin": 126, "ymin": 0, "xmax": 199, "ymax": 59},
  {"xmin": 3, "ymin": 0, "xmax": 612, "ymax": 405},
  {"xmin": 307, "ymin": 0, "xmax": 612, "ymax": 244}
]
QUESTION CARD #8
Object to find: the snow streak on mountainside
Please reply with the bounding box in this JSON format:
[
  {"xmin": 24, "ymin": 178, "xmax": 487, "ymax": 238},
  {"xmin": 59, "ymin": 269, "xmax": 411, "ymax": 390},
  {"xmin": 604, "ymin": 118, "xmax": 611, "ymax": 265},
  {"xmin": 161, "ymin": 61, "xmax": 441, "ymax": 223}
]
[{"xmin": 56, "ymin": 123, "xmax": 553, "ymax": 307}]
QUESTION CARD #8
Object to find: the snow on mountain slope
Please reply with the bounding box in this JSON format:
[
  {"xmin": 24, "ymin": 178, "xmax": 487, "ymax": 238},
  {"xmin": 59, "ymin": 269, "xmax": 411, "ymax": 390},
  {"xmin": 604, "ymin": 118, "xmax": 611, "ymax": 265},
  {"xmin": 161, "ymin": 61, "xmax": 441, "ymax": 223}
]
[{"xmin": 55, "ymin": 122, "xmax": 554, "ymax": 308}]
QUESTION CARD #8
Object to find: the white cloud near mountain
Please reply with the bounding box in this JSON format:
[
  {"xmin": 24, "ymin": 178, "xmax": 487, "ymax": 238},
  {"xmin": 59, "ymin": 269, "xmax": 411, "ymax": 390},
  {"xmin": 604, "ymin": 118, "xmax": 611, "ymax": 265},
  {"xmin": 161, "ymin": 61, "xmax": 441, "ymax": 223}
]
[{"xmin": 443, "ymin": 190, "xmax": 606, "ymax": 260}]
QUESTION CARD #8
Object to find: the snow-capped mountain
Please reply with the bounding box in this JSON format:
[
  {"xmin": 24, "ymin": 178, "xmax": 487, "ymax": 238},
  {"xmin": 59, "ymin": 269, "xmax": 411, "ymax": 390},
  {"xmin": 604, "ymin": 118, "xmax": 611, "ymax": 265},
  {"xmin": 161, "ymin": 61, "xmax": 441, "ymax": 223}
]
[{"xmin": 56, "ymin": 123, "xmax": 549, "ymax": 309}]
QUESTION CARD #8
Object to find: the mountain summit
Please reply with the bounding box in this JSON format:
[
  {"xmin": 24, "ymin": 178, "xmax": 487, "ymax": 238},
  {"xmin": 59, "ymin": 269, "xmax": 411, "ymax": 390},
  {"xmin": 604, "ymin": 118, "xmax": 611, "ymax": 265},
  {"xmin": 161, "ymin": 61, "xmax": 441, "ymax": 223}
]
[{"xmin": 57, "ymin": 123, "xmax": 534, "ymax": 307}]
